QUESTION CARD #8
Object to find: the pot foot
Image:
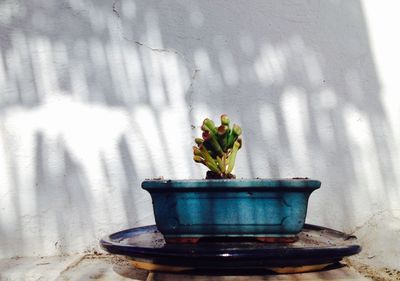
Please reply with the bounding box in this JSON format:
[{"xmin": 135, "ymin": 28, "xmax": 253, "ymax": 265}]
[
  {"xmin": 256, "ymin": 236, "xmax": 298, "ymax": 243},
  {"xmin": 165, "ymin": 237, "xmax": 200, "ymax": 244}
]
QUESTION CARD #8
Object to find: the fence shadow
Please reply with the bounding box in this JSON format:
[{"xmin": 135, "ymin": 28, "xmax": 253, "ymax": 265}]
[{"xmin": 0, "ymin": 0, "xmax": 397, "ymax": 258}]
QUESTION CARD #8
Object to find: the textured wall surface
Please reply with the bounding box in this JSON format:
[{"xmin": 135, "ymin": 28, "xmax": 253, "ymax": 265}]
[{"xmin": 0, "ymin": 0, "xmax": 399, "ymax": 267}]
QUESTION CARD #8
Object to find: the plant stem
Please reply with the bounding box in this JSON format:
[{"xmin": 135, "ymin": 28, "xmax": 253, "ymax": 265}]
[
  {"xmin": 221, "ymin": 114, "xmax": 230, "ymax": 126},
  {"xmin": 227, "ymin": 124, "xmax": 242, "ymax": 148},
  {"xmin": 202, "ymin": 118, "xmax": 218, "ymax": 135},
  {"xmin": 195, "ymin": 138, "xmax": 204, "ymax": 146},
  {"xmin": 227, "ymin": 140, "xmax": 241, "ymax": 173},
  {"xmin": 205, "ymin": 160, "xmax": 221, "ymax": 174},
  {"xmin": 193, "ymin": 155, "xmax": 204, "ymax": 163},
  {"xmin": 217, "ymin": 125, "xmax": 228, "ymax": 150},
  {"xmin": 217, "ymin": 156, "xmax": 225, "ymax": 172},
  {"xmin": 199, "ymin": 144, "xmax": 217, "ymax": 166},
  {"xmin": 222, "ymin": 153, "xmax": 227, "ymax": 173},
  {"xmin": 203, "ymin": 131, "xmax": 223, "ymax": 157},
  {"xmin": 193, "ymin": 146, "xmax": 202, "ymax": 156}
]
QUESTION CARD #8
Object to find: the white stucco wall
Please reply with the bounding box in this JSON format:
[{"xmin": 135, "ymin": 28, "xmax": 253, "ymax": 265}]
[{"xmin": 0, "ymin": 0, "xmax": 399, "ymax": 267}]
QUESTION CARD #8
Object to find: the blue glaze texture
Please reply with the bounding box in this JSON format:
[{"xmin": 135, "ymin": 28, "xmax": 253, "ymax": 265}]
[{"xmin": 142, "ymin": 179, "xmax": 320, "ymax": 238}]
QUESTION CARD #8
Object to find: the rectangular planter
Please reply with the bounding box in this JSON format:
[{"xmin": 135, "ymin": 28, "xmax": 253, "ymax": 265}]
[{"xmin": 142, "ymin": 178, "xmax": 320, "ymax": 242}]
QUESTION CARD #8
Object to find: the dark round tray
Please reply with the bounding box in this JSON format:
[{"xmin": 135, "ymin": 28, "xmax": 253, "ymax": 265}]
[{"xmin": 100, "ymin": 224, "xmax": 361, "ymax": 270}]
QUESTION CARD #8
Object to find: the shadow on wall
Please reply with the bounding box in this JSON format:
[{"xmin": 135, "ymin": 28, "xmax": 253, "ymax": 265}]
[{"xmin": 0, "ymin": 0, "xmax": 398, "ymax": 257}]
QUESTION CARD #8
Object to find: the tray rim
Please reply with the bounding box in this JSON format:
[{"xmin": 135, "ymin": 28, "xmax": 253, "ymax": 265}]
[{"xmin": 100, "ymin": 224, "xmax": 361, "ymax": 260}]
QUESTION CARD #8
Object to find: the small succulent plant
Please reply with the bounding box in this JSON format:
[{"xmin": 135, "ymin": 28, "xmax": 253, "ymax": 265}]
[{"xmin": 193, "ymin": 115, "xmax": 242, "ymax": 179}]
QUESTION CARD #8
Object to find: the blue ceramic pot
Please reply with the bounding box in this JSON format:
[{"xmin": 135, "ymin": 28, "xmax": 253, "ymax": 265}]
[{"xmin": 142, "ymin": 178, "xmax": 320, "ymax": 240}]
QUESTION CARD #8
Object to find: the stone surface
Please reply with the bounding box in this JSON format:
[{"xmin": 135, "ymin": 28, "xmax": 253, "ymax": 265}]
[
  {"xmin": 150, "ymin": 266, "xmax": 370, "ymax": 281},
  {"xmin": 0, "ymin": 255, "xmax": 148, "ymax": 281},
  {"xmin": 0, "ymin": 255, "xmax": 84, "ymax": 281},
  {"xmin": 0, "ymin": 255, "xmax": 374, "ymax": 281}
]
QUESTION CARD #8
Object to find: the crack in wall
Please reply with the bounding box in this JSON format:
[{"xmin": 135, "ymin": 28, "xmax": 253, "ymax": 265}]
[
  {"xmin": 112, "ymin": 0, "xmax": 120, "ymax": 18},
  {"xmin": 133, "ymin": 40, "xmax": 182, "ymax": 57},
  {"xmin": 110, "ymin": 0, "xmax": 199, "ymax": 93},
  {"xmin": 110, "ymin": 6, "xmax": 198, "ymax": 85},
  {"xmin": 187, "ymin": 69, "xmax": 200, "ymax": 113},
  {"xmin": 129, "ymin": 39, "xmax": 201, "ymax": 109},
  {"xmin": 109, "ymin": 1, "xmax": 195, "ymax": 71}
]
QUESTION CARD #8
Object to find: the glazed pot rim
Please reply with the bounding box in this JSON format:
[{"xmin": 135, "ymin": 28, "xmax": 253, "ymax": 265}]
[{"xmin": 142, "ymin": 178, "xmax": 321, "ymax": 190}]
